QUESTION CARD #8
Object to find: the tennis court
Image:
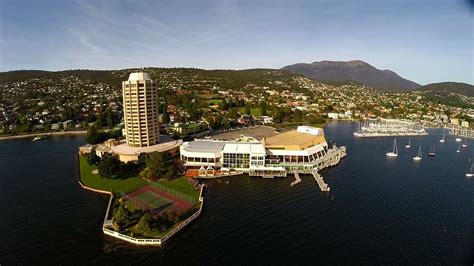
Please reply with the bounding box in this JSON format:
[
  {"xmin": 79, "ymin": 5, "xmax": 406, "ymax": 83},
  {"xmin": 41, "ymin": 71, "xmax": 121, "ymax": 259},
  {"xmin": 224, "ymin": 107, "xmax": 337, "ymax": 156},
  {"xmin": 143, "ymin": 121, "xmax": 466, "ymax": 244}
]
[
  {"xmin": 125, "ymin": 185, "xmax": 194, "ymax": 215},
  {"xmin": 134, "ymin": 190, "xmax": 174, "ymax": 210}
]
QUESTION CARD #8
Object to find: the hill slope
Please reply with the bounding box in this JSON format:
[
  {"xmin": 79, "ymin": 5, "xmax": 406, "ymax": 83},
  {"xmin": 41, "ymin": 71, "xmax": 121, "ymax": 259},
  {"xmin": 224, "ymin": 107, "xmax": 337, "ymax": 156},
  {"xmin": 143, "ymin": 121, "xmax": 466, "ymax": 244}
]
[
  {"xmin": 415, "ymin": 82, "xmax": 474, "ymax": 97},
  {"xmin": 281, "ymin": 60, "xmax": 420, "ymax": 92}
]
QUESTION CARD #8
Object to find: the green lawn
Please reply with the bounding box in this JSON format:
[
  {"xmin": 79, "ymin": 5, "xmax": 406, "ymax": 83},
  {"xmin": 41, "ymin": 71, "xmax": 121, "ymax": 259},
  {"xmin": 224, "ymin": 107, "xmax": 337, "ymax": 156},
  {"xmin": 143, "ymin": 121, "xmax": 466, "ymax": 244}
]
[
  {"xmin": 250, "ymin": 108, "xmax": 261, "ymax": 117},
  {"xmin": 186, "ymin": 123, "xmax": 200, "ymax": 129},
  {"xmin": 238, "ymin": 107, "xmax": 262, "ymax": 117},
  {"xmin": 206, "ymin": 99, "xmax": 223, "ymax": 104},
  {"xmin": 156, "ymin": 177, "xmax": 200, "ymax": 199},
  {"xmin": 79, "ymin": 156, "xmax": 147, "ymax": 194}
]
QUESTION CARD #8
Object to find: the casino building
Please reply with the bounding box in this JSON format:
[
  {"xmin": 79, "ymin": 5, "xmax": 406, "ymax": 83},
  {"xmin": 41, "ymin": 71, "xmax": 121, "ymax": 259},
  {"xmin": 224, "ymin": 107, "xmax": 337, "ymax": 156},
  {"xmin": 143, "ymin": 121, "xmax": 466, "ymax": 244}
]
[{"xmin": 180, "ymin": 126, "xmax": 335, "ymax": 177}]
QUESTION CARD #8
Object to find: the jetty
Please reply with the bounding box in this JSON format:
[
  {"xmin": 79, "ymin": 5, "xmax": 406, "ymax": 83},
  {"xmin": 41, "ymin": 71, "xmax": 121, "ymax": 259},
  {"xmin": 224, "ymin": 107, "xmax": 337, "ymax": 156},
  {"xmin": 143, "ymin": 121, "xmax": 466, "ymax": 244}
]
[
  {"xmin": 290, "ymin": 171, "xmax": 302, "ymax": 186},
  {"xmin": 312, "ymin": 169, "xmax": 330, "ymax": 192},
  {"xmin": 287, "ymin": 145, "xmax": 346, "ymax": 191},
  {"xmin": 308, "ymin": 145, "xmax": 346, "ymax": 192}
]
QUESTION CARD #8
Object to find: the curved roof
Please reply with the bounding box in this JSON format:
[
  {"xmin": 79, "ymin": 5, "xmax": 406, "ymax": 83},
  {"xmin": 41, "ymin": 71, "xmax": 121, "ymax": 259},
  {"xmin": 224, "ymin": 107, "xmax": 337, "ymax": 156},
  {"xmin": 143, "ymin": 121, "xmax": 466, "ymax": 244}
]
[
  {"xmin": 264, "ymin": 130, "xmax": 327, "ymax": 151},
  {"xmin": 111, "ymin": 136, "xmax": 182, "ymax": 155},
  {"xmin": 128, "ymin": 72, "xmax": 151, "ymax": 81}
]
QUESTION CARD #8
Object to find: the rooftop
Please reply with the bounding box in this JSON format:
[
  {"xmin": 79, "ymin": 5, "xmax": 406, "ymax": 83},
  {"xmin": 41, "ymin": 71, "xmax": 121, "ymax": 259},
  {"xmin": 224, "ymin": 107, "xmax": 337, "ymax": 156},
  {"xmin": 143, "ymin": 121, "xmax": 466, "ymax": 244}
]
[
  {"xmin": 264, "ymin": 128, "xmax": 326, "ymax": 151},
  {"xmin": 211, "ymin": 126, "xmax": 280, "ymax": 141},
  {"xmin": 222, "ymin": 143, "xmax": 266, "ymax": 155},
  {"xmin": 111, "ymin": 135, "xmax": 182, "ymax": 155},
  {"xmin": 128, "ymin": 72, "xmax": 151, "ymax": 81},
  {"xmin": 182, "ymin": 140, "xmax": 227, "ymax": 154}
]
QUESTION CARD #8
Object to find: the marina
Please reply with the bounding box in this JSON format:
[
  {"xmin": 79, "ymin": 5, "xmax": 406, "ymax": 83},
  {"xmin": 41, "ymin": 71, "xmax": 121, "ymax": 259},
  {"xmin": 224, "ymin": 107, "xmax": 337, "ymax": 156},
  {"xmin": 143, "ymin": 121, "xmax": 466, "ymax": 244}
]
[
  {"xmin": 354, "ymin": 118, "xmax": 427, "ymax": 138},
  {"xmin": 450, "ymin": 125, "xmax": 474, "ymax": 139}
]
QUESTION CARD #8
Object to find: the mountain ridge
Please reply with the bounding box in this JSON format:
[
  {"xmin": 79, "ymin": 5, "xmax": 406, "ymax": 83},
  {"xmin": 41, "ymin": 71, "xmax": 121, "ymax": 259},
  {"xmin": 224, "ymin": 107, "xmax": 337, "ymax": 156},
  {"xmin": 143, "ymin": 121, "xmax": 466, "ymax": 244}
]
[
  {"xmin": 415, "ymin": 82, "xmax": 474, "ymax": 97},
  {"xmin": 282, "ymin": 60, "xmax": 421, "ymax": 92}
]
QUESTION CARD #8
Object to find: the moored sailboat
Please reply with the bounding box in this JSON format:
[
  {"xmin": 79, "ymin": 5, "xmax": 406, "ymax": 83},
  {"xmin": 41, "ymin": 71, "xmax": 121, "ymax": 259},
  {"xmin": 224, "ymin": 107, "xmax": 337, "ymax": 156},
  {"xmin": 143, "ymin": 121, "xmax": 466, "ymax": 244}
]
[
  {"xmin": 413, "ymin": 146, "xmax": 422, "ymax": 161},
  {"xmin": 461, "ymin": 139, "xmax": 468, "ymax": 148},
  {"xmin": 428, "ymin": 145, "xmax": 436, "ymax": 156},
  {"xmin": 466, "ymin": 163, "xmax": 474, "ymax": 177},
  {"xmin": 386, "ymin": 139, "xmax": 398, "ymax": 157},
  {"xmin": 405, "ymin": 139, "xmax": 411, "ymax": 148},
  {"xmin": 439, "ymin": 133, "xmax": 445, "ymax": 143}
]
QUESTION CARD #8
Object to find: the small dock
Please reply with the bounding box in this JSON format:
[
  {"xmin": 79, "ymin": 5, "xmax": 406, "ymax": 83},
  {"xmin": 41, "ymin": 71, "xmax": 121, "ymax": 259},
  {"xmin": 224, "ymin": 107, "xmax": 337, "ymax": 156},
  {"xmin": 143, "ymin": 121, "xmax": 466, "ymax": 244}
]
[
  {"xmin": 312, "ymin": 169, "xmax": 330, "ymax": 192},
  {"xmin": 286, "ymin": 145, "xmax": 346, "ymax": 191},
  {"xmin": 290, "ymin": 171, "xmax": 301, "ymax": 186}
]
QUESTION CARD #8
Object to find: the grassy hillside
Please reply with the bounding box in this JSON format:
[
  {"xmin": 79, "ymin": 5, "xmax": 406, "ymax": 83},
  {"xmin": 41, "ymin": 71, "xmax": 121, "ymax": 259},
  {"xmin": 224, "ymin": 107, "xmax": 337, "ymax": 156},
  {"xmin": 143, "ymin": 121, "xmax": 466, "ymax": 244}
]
[{"xmin": 415, "ymin": 82, "xmax": 474, "ymax": 97}]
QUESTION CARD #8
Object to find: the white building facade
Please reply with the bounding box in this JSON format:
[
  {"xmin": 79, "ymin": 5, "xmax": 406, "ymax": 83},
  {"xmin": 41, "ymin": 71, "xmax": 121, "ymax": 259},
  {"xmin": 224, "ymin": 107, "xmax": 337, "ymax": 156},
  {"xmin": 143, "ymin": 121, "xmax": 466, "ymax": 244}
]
[
  {"xmin": 122, "ymin": 72, "xmax": 160, "ymax": 147},
  {"xmin": 180, "ymin": 126, "xmax": 330, "ymax": 177}
]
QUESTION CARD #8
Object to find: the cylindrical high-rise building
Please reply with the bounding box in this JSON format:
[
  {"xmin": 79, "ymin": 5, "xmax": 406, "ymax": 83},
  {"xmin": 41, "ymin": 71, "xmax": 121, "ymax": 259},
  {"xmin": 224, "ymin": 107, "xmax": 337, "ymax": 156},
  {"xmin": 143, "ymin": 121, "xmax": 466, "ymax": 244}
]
[{"xmin": 122, "ymin": 72, "xmax": 160, "ymax": 147}]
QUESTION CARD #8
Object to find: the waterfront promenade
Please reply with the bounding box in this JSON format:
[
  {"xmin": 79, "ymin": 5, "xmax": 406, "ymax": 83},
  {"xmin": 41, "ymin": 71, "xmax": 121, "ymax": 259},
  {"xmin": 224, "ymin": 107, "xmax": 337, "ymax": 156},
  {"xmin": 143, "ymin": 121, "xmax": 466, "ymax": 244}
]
[{"xmin": 0, "ymin": 130, "xmax": 86, "ymax": 141}]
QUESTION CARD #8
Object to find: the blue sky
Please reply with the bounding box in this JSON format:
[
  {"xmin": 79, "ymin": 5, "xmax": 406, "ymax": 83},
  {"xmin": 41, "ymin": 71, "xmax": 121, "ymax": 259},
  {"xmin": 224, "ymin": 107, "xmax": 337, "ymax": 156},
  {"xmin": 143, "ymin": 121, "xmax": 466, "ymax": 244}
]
[{"xmin": 0, "ymin": 0, "xmax": 472, "ymax": 84}]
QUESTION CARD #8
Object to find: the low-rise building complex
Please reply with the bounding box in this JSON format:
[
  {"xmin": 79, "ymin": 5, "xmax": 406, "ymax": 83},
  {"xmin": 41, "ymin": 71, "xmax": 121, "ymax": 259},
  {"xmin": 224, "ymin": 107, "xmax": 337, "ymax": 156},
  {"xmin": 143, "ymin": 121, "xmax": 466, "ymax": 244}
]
[{"xmin": 181, "ymin": 126, "xmax": 345, "ymax": 178}]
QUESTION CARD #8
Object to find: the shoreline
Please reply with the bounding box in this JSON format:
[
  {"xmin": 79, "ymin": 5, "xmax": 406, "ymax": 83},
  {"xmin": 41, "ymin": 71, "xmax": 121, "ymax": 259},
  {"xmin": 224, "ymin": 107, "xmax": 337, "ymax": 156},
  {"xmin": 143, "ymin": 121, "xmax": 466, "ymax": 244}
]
[
  {"xmin": 76, "ymin": 155, "xmax": 205, "ymax": 246},
  {"xmin": 0, "ymin": 130, "xmax": 87, "ymax": 141}
]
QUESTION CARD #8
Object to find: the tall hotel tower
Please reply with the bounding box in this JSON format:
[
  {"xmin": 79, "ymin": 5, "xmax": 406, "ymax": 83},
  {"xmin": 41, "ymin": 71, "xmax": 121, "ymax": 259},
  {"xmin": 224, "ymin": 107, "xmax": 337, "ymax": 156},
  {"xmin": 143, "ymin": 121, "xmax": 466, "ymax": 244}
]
[{"xmin": 122, "ymin": 72, "xmax": 160, "ymax": 147}]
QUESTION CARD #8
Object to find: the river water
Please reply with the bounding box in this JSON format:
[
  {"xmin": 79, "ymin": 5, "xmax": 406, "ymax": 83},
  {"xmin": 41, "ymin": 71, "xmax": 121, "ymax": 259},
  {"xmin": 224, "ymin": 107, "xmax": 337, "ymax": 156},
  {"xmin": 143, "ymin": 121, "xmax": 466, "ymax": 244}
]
[{"xmin": 0, "ymin": 122, "xmax": 473, "ymax": 264}]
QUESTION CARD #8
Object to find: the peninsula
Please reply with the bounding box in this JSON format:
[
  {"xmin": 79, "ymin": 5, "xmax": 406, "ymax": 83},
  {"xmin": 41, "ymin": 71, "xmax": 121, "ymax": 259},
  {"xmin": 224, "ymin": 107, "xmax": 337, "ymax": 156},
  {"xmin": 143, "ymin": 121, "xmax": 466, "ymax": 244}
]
[{"xmin": 78, "ymin": 72, "xmax": 347, "ymax": 246}]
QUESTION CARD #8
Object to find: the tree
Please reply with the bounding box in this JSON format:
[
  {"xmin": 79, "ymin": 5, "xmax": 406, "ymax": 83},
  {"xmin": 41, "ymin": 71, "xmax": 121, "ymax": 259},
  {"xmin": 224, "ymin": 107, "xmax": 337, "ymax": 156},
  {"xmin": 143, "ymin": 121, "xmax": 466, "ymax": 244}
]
[
  {"xmin": 226, "ymin": 108, "xmax": 239, "ymax": 120},
  {"xmin": 294, "ymin": 109, "xmax": 304, "ymax": 122},
  {"xmin": 112, "ymin": 203, "xmax": 133, "ymax": 231},
  {"xmin": 96, "ymin": 110, "xmax": 106, "ymax": 128},
  {"xmin": 273, "ymin": 108, "xmax": 284, "ymax": 123},
  {"xmin": 106, "ymin": 109, "xmax": 113, "ymax": 129},
  {"xmin": 166, "ymin": 210, "xmax": 179, "ymax": 224},
  {"xmin": 162, "ymin": 105, "xmax": 170, "ymax": 124},
  {"xmin": 86, "ymin": 125, "xmax": 110, "ymax": 144},
  {"xmin": 244, "ymin": 106, "xmax": 251, "ymax": 115},
  {"xmin": 134, "ymin": 212, "xmax": 155, "ymax": 233},
  {"xmin": 140, "ymin": 152, "xmax": 177, "ymax": 181},
  {"xmin": 98, "ymin": 157, "xmax": 122, "ymax": 178},
  {"xmin": 260, "ymin": 101, "xmax": 268, "ymax": 116},
  {"xmin": 87, "ymin": 150, "xmax": 101, "ymax": 165},
  {"xmin": 221, "ymin": 100, "xmax": 228, "ymax": 110}
]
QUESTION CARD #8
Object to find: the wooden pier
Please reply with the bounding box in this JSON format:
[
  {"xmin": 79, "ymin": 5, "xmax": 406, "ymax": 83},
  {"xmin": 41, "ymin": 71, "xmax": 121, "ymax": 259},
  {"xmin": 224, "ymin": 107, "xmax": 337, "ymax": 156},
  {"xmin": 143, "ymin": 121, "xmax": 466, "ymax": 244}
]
[
  {"xmin": 309, "ymin": 145, "xmax": 347, "ymax": 172},
  {"xmin": 312, "ymin": 170, "xmax": 330, "ymax": 192},
  {"xmin": 293, "ymin": 145, "xmax": 346, "ymax": 192},
  {"xmin": 290, "ymin": 171, "xmax": 302, "ymax": 186}
]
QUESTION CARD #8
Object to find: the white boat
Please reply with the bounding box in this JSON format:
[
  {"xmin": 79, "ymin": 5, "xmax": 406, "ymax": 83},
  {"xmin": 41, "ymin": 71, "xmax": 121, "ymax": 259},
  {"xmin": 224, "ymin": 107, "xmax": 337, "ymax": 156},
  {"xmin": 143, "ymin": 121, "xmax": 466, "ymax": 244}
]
[
  {"xmin": 439, "ymin": 133, "xmax": 445, "ymax": 143},
  {"xmin": 456, "ymin": 143, "xmax": 461, "ymax": 153},
  {"xmin": 413, "ymin": 146, "xmax": 422, "ymax": 161},
  {"xmin": 461, "ymin": 140, "xmax": 468, "ymax": 148},
  {"xmin": 466, "ymin": 164, "xmax": 473, "ymax": 177},
  {"xmin": 32, "ymin": 134, "xmax": 49, "ymax": 142},
  {"xmin": 386, "ymin": 139, "xmax": 398, "ymax": 157},
  {"xmin": 405, "ymin": 139, "xmax": 411, "ymax": 148},
  {"xmin": 428, "ymin": 146, "xmax": 436, "ymax": 156},
  {"xmin": 455, "ymin": 137, "xmax": 462, "ymax": 142}
]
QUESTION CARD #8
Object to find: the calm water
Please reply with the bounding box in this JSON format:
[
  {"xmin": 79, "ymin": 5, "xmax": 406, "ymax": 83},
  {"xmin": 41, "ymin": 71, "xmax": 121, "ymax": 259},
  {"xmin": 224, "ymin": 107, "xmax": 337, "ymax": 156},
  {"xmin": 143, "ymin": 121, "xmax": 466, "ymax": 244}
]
[{"xmin": 1, "ymin": 122, "xmax": 473, "ymax": 264}]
